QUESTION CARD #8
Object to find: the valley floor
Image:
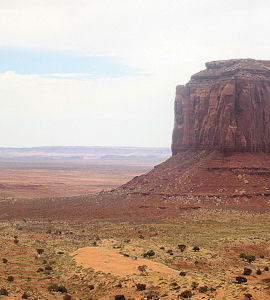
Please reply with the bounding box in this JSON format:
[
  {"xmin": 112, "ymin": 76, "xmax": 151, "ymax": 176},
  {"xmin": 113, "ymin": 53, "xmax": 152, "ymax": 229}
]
[{"xmin": 1, "ymin": 210, "xmax": 270, "ymax": 299}]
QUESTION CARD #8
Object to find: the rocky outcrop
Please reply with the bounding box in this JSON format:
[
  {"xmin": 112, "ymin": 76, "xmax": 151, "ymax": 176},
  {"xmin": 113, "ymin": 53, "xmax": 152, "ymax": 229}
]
[{"xmin": 172, "ymin": 59, "xmax": 270, "ymax": 154}]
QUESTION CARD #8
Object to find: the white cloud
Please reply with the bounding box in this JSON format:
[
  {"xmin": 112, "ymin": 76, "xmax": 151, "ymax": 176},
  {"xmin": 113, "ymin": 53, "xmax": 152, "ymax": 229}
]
[
  {"xmin": 0, "ymin": 71, "xmax": 174, "ymax": 147},
  {"xmin": 0, "ymin": 0, "xmax": 270, "ymax": 146}
]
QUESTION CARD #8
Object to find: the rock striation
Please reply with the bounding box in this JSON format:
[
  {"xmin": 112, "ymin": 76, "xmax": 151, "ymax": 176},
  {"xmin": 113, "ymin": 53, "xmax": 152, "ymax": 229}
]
[
  {"xmin": 172, "ymin": 59, "xmax": 270, "ymax": 154},
  {"xmin": 3, "ymin": 59, "xmax": 270, "ymax": 220}
]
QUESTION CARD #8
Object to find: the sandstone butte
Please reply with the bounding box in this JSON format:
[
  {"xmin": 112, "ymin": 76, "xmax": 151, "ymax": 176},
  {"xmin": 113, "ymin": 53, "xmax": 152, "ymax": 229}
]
[
  {"xmin": 172, "ymin": 59, "xmax": 270, "ymax": 154},
  {"xmin": 1, "ymin": 59, "xmax": 270, "ymax": 219}
]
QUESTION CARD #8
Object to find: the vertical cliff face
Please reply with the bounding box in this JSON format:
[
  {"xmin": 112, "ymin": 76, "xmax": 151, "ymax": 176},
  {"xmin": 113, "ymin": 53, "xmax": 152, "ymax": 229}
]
[{"xmin": 172, "ymin": 59, "xmax": 270, "ymax": 155}]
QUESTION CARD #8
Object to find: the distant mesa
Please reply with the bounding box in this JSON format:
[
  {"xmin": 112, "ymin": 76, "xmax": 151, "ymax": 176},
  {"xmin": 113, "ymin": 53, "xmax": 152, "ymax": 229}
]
[{"xmin": 172, "ymin": 59, "xmax": 270, "ymax": 154}]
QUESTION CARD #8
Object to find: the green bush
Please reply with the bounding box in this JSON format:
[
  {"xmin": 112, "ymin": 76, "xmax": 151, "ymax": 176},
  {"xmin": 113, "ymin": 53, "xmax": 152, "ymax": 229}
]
[
  {"xmin": 48, "ymin": 284, "xmax": 67, "ymax": 293},
  {"xmin": 256, "ymin": 269, "xmax": 262, "ymax": 275},
  {"xmin": 264, "ymin": 266, "xmax": 269, "ymax": 271},
  {"xmin": 7, "ymin": 276, "xmax": 14, "ymax": 282},
  {"xmin": 240, "ymin": 253, "xmax": 247, "ymax": 259},
  {"xmin": 22, "ymin": 292, "xmax": 29, "ymax": 299},
  {"xmin": 236, "ymin": 276, "xmax": 247, "ymax": 284},
  {"xmin": 180, "ymin": 290, "xmax": 192, "ymax": 298},
  {"xmin": 0, "ymin": 288, "xmax": 8, "ymax": 296},
  {"xmin": 115, "ymin": 296, "xmax": 125, "ymax": 300},
  {"xmin": 2, "ymin": 258, "xmax": 7, "ymax": 263},
  {"xmin": 37, "ymin": 268, "xmax": 44, "ymax": 272},
  {"xmin": 178, "ymin": 244, "xmax": 187, "ymax": 252},
  {"xmin": 191, "ymin": 282, "xmax": 199, "ymax": 290},
  {"xmin": 63, "ymin": 295, "xmax": 72, "ymax": 300},
  {"xmin": 199, "ymin": 286, "xmax": 208, "ymax": 293},
  {"xmin": 36, "ymin": 249, "xmax": 44, "ymax": 255},
  {"xmin": 136, "ymin": 283, "xmax": 146, "ymax": 291},
  {"xmin": 243, "ymin": 268, "xmax": 252, "ymax": 276},
  {"xmin": 246, "ymin": 256, "xmax": 255, "ymax": 263},
  {"xmin": 179, "ymin": 271, "xmax": 186, "ymax": 276},
  {"xmin": 193, "ymin": 246, "xmax": 200, "ymax": 252},
  {"xmin": 143, "ymin": 250, "xmax": 155, "ymax": 258}
]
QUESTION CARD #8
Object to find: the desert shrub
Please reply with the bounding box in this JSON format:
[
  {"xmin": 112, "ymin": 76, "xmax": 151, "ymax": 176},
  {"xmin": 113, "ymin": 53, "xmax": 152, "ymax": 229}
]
[
  {"xmin": 63, "ymin": 295, "xmax": 72, "ymax": 300},
  {"xmin": 178, "ymin": 244, "xmax": 186, "ymax": 252},
  {"xmin": 37, "ymin": 268, "xmax": 44, "ymax": 272},
  {"xmin": 160, "ymin": 246, "xmax": 165, "ymax": 250},
  {"xmin": 48, "ymin": 284, "xmax": 58, "ymax": 292},
  {"xmin": 265, "ymin": 266, "xmax": 269, "ymax": 271},
  {"xmin": 138, "ymin": 265, "xmax": 148, "ymax": 275},
  {"xmin": 199, "ymin": 286, "xmax": 208, "ymax": 293},
  {"xmin": 256, "ymin": 269, "xmax": 262, "ymax": 275},
  {"xmin": 124, "ymin": 239, "xmax": 130, "ymax": 243},
  {"xmin": 116, "ymin": 282, "xmax": 122, "ymax": 288},
  {"xmin": 179, "ymin": 271, "xmax": 186, "ymax": 276},
  {"xmin": 45, "ymin": 265, "xmax": 52, "ymax": 271},
  {"xmin": 243, "ymin": 268, "xmax": 252, "ymax": 275},
  {"xmin": 260, "ymin": 255, "xmax": 265, "ymax": 259},
  {"xmin": 180, "ymin": 290, "xmax": 192, "ymax": 298},
  {"xmin": 2, "ymin": 258, "xmax": 7, "ymax": 263},
  {"xmin": 22, "ymin": 292, "xmax": 29, "ymax": 299},
  {"xmin": 138, "ymin": 235, "xmax": 144, "ymax": 239},
  {"xmin": 171, "ymin": 282, "xmax": 178, "ymax": 287},
  {"xmin": 167, "ymin": 249, "xmax": 173, "ymax": 255},
  {"xmin": 0, "ymin": 288, "xmax": 8, "ymax": 296},
  {"xmin": 240, "ymin": 253, "xmax": 247, "ymax": 259},
  {"xmin": 115, "ymin": 296, "xmax": 125, "ymax": 300},
  {"xmin": 46, "ymin": 229, "xmax": 52, "ymax": 234},
  {"xmin": 36, "ymin": 249, "xmax": 44, "ymax": 255},
  {"xmin": 236, "ymin": 276, "xmax": 247, "ymax": 284},
  {"xmin": 14, "ymin": 238, "xmax": 19, "ymax": 245},
  {"xmin": 194, "ymin": 261, "xmax": 199, "ymax": 264},
  {"xmin": 191, "ymin": 282, "xmax": 199, "ymax": 290},
  {"xmin": 246, "ymin": 255, "xmax": 255, "ymax": 263},
  {"xmin": 57, "ymin": 286, "xmax": 67, "ymax": 293},
  {"xmin": 146, "ymin": 291, "xmax": 159, "ymax": 299},
  {"xmin": 58, "ymin": 251, "xmax": 64, "ymax": 255},
  {"xmin": 136, "ymin": 283, "xmax": 146, "ymax": 291},
  {"xmin": 143, "ymin": 250, "xmax": 155, "ymax": 258},
  {"xmin": 193, "ymin": 246, "xmax": 200, "ymax": 252},
  {"xmin": 244, "ymin": 294, "xmax": 252, "ymax": 299},
  {"xmin": 48, "ymin": 284, "xmax": 67, "ymax": 293},
  {"xmin": 7, "ymin": 275, "xmax": 14, "ymax": 282},
  {"xmin": 88, "ymin": 285, "xmax": 94, "ymax": 290}
]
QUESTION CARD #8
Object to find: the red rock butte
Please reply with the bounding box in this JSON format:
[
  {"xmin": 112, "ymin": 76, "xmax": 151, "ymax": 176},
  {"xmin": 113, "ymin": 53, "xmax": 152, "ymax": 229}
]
[
  {"xmin": 172, "ymin": 59, "xmax": 270, "ymax": 154},
  {"xmin": 1, "ymin": 59, "xmax": 270, "ymax": 220}
]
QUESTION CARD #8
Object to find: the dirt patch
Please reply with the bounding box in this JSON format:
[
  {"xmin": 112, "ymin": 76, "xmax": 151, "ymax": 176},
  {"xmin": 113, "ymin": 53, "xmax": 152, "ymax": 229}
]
[{"xmin": 72, "ymin": 246, "xmax": 179, "ymax": 277}]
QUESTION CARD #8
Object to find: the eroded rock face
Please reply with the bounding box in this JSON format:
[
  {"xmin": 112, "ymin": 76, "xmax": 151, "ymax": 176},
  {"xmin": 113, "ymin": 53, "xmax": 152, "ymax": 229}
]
[{"xmin": 172, "ymin": 59, "xmax": 270, "ymax": 154}]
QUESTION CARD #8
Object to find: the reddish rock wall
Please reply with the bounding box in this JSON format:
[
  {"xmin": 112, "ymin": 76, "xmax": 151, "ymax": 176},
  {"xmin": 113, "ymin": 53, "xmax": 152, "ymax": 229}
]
[{"xmin": 172, "ymin": 59, "xmax": 270, "ymax": 154}]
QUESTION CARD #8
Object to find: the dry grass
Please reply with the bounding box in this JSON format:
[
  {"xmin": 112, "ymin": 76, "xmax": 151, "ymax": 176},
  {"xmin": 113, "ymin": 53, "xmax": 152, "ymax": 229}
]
[{"xmin": 1, "ymin": 211, "xmax": 270, "ymax": 299}]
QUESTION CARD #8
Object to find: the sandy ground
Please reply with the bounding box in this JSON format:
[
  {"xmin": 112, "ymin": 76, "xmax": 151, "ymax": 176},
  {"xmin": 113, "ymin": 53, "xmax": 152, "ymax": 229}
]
[{"xmin": 72, "ymin": 246, "xmax": 179, "ymax": 277}]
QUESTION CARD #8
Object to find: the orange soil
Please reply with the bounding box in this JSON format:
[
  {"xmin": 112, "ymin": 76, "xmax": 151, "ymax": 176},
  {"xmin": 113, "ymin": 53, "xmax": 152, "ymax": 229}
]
[{"xmin": 72, "ymin": 246, "xmax": 179, "ymax": 277}]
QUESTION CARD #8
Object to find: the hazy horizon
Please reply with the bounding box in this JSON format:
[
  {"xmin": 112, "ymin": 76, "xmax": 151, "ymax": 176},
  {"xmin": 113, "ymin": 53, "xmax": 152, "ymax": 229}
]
[{"xmin": 1, "ymin": 0, "xmax": 270, "ymax": 147}]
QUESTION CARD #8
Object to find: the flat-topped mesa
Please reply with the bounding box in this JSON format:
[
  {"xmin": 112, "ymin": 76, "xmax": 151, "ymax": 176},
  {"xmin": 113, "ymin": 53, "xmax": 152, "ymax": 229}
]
[{"xmin": 172, "ymin": 59, "xmax": 270, "ymax": 155}]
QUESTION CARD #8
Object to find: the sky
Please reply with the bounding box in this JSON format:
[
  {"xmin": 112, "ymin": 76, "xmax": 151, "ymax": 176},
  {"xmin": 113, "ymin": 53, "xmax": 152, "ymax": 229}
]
[{"xmin": 0, "ymin": 0, "xmax": 270, "ymax": 148}]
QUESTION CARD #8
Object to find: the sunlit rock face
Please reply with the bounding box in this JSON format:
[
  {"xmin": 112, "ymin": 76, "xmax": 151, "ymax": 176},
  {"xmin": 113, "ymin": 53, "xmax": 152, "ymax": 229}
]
[{"xmin": 172, "ymin": 59, "xmax": 270, "ymax": 154}]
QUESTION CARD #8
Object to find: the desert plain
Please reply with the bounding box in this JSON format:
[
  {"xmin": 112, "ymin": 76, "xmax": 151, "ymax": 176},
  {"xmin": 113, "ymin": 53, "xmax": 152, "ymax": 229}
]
[{"xmin": 0, "ymin": 153, "xmax": 270, "ymax": 300}]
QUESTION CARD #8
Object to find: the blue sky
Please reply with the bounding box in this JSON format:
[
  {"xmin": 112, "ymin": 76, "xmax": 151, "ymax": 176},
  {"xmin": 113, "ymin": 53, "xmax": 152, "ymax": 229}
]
[{"xmin": 0, "ymin": 48, "xmax": 140, "ymax": 78}]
